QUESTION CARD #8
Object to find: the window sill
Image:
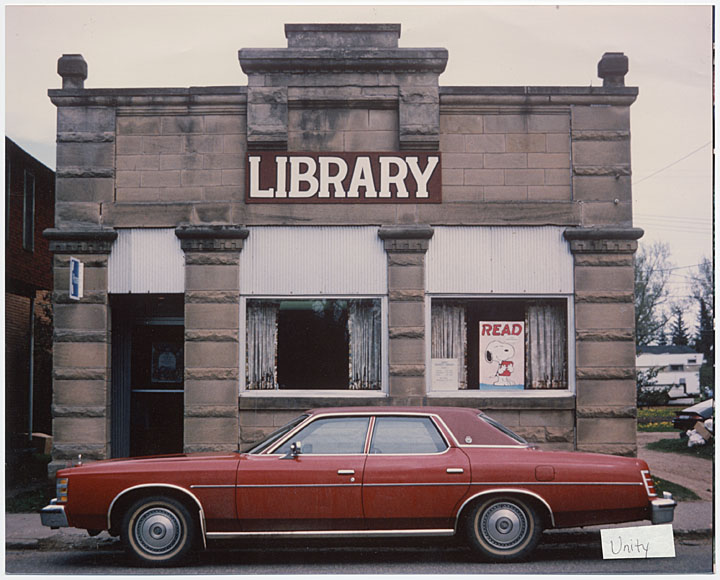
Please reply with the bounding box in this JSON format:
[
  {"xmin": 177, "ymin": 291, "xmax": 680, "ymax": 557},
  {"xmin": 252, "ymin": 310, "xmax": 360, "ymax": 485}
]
[
  {"xmin": 428, "ymin": 390, "xmax": 574, "ymax": 398},
  {"xmin": 241, "ymin": 390, "xmax": 388, "ymax": 398}
]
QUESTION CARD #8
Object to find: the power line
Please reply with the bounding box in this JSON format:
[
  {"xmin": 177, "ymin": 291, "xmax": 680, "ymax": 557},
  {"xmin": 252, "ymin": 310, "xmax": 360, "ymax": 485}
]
[{"xmin": 632, "ymin": 141, "xmax": 713, "ymax": 186}]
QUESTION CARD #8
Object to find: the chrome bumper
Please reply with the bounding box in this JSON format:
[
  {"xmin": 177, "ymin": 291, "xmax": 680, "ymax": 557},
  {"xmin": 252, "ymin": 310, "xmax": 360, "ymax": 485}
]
[
  {"xmin": 40, "ymin": 500, "xmax": 69, "ymax": 529},
  {"xmin": 651, "ymin": 492, "xmax": 677, "ymax": 525}
]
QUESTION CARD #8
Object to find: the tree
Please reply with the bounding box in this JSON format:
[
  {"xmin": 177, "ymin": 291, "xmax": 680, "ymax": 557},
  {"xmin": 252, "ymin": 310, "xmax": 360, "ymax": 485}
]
[
  {"xmin": 669, "ymin": 306, "xmax": 690, "ymax": 346},
  {"xmin": 691, "ymin": 258, "xmax": 714, "ymax": 394},
  {"xmin": 691, "ymin": 257, "xmax": 714, "ymax": 318},
  {"xmin": 634, "ymin": 241, "xmax": 673, "ymax": 348}
]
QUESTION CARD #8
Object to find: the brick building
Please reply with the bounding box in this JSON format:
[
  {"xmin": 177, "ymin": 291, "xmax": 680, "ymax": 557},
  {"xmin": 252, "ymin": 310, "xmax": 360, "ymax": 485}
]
[
  {"xmin": 45, "ymin": 24, "xmax": 642, "ymax": 475},
  {"xmin": 5, "ymin": 137, "xmax": 55, "ymax": 459}
]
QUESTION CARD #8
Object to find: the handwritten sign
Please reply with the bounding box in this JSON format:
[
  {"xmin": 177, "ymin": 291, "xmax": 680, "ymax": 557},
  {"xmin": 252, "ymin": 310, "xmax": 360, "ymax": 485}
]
[
  {"xmin": 601, "ymin": 524, "xmax": 675, "ymax": 559},
  {"xmin": 431, "ymin": 359, "xmax": 460, "ymax": 391}
]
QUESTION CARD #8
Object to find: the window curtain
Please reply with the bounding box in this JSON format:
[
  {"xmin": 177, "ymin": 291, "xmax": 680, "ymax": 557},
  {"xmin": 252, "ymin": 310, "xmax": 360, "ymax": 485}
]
[
  {"xmin": 526, "ymin": 302, "xmax": 567, "ymax": 389},
  {"xmin": 348, "ymin": 300, "xmax": 381, "ymax": 390},
  {"xmin": 431, "ymin": 302, "xmax": 467, "ymax": 389},
  {"xmin": 246, "ymin": 301, "xmax": 279, "ymax": 390}
]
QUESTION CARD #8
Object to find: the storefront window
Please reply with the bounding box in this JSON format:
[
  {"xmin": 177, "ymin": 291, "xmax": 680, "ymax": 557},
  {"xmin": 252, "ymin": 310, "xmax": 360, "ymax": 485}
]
[
  {"xmin": 246, "ymin": 298, "xmax": 382, "ymax": 391},
  {"xmin": 431, "ymin": 298, "xmax": 568, "ymax": 391}
]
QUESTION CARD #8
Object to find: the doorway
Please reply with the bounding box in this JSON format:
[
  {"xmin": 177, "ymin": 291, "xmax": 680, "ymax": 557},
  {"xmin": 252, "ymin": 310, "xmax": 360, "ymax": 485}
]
[{"xmin": 111, "ymin": 295, "xmax": 184, "ymax": 458}]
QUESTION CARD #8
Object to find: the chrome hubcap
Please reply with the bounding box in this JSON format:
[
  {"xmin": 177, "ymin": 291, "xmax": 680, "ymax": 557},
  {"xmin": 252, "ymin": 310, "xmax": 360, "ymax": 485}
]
[
  {"xmin": 134, "ymin": 507, "xmax": 182, "ymax": 555},
  {"xmin": 480, "ymin": 502, "xmax": 528, "ymax": 549}
]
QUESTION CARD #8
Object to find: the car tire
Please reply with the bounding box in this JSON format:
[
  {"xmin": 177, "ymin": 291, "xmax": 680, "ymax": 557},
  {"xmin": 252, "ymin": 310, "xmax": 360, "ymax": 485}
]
[
  {"xmin": 466, "ymin": 496, "xmax": 543, "ymax": 562},
  {"xmin": 121, "ymin": 495, "xmax": 196, "ymax": 566}
]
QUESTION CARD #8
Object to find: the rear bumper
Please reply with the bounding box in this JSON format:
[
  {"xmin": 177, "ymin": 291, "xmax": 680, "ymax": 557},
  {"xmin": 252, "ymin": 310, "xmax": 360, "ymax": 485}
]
[
  {"xmin": 41, "ymin": 500, "xmax": 69, "ymax": 529},
  {"xmin": 651, "ymin": 493, "xmax": 677, "ymax": 525}
]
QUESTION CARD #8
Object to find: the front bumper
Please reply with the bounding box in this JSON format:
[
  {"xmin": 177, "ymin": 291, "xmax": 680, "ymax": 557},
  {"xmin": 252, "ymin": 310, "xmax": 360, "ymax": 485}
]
[
  {"xmin": 40, "ymin": 500, "xmax": 69, "ymax": 529},
  {"xmin": 651, "ymin": 492, "xmax": 677, "ymax": 524}
]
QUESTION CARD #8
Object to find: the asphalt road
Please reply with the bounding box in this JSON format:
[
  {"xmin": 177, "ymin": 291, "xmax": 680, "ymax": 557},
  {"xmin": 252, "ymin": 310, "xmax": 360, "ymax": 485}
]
[{"xmin": 5, "ymin": 535, "xmax": 714, "ymax": 575}]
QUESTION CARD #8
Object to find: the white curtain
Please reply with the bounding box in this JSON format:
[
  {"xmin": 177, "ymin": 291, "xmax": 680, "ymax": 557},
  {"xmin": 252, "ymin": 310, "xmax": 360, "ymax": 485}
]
[
  {"xmin": 527, "ymin": 302, "xmax": 567, "ymax": 389},
  {"xmin": 348, "ymin": 300, "xmax": 381, "ymax": 390},
  {"xmin": 431, "ymin": 302, "xmax": 467, "ymax": 389},
  {"xmin": 246, "ymin": 301, "xmax": 279, "ymax": 390}
]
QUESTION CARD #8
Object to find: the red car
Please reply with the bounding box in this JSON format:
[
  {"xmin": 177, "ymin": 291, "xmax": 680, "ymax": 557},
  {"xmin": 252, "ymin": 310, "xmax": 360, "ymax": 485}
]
[{"xmin": 41, "ymin": 407, "xmax": 675, "ymax": 566}]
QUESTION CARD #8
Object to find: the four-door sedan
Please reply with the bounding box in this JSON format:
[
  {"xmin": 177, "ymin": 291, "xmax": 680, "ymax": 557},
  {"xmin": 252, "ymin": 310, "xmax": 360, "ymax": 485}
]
[{"xmin": 41, "ymin": 407, "xmax": 676, "ymax": 566}]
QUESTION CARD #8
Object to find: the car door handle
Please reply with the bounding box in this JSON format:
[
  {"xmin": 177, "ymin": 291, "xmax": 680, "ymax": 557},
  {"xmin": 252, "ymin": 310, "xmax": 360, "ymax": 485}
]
[
  {"xmin": 446, "ymin": 468, "xmax": 464, "ymax": 474},
  {"xmin": 337, "ymin": 470, "xmax": 355, "ymax": 475}
]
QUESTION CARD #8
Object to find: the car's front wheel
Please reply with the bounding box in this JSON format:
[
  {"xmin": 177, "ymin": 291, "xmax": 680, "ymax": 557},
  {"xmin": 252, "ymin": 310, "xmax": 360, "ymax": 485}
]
[
  {"xmin": 121, "ymin": 496, "xmax": 196, "ymax": 566},
  {"xmin": 466, "ymin": 496, "xmax": 543, "ymax": 562}
]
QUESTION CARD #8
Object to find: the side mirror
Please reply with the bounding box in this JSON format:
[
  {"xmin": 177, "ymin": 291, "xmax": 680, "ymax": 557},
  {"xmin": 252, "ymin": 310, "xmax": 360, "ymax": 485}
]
[{"xmin": 281, "ymin": 441, "xmax": 302, "ymax": 460}]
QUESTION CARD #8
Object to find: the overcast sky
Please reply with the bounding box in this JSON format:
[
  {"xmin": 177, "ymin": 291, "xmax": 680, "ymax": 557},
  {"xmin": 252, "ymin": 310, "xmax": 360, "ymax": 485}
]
[{"xmin": 4, "ymin": 3, "xmax": 713, "ymax": 307}]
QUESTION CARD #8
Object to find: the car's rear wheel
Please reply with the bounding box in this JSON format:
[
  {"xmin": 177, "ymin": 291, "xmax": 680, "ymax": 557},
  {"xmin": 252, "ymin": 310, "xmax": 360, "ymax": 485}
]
[
  {"xmin": 121, "ymin": 496, "xmax": 196, "ymax": 566},
  {"xmin": 466, "ymin": 496, "xmax": 542, "ymax": 562}
]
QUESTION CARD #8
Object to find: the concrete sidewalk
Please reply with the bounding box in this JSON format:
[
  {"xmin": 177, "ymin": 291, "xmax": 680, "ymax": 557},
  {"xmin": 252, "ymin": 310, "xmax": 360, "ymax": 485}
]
[{"xmin": 5, "ymin": 500, "xmax": 713, "ymax": 552}]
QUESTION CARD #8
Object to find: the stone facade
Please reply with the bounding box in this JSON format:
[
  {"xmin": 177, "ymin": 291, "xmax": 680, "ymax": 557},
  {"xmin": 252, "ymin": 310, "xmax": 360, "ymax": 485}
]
[{"xmin": 46, "ymin": 25, "xmax": 641, "ymax": 473}]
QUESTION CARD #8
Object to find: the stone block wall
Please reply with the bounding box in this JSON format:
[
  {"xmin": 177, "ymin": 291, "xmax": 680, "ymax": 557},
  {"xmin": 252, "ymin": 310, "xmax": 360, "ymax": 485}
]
[
  {"xmin": 115, "ymin": 115, "xmax": 247, "ymax": 204},
  {"xmin": 440, "ymin": 112, "xmax": 571, "ymax": 204}
]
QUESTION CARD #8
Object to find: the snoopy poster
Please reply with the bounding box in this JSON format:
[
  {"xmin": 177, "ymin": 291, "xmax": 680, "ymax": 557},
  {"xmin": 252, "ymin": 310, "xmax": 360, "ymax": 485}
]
[{"xmin": 479, "ymin": 321, "xmax": 525, "ymax": 390}]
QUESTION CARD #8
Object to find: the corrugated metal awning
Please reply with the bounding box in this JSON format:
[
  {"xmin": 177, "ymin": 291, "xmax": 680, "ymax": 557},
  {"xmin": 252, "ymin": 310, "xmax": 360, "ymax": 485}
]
[
  {"xmin": 108, "ymin": 228, "xmax": 185, "ymax": 294},
  {"xmin": 427, "ymin": 226, "xmax": 573, "ymax": 294},
  {"xmin": 239, "ymin": 226, "xmax": 387, "ymax": 296}
]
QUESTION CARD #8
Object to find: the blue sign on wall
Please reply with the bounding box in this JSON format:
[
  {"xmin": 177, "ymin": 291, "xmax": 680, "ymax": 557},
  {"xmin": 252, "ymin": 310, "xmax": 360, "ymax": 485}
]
[{"xmin": 69, "ymin": 257, "xmax": 84, "ymax": 300}]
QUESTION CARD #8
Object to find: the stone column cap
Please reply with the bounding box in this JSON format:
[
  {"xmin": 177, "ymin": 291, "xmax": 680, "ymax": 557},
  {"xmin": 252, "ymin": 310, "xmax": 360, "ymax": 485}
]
[
  {"xmin": 43, "ymin": 227, "xmax": 117, "ymax": 254},
  {"xmin": 563, "ymin": 227, "xmax": 644, "ymax": 241},
  {"xmin": 378, "ymin": 224, "xmax": 435, "ymax": 240},
  {"xmin": 175, "ymin": 224, "xmax": 250, "ymax": 240},
  {"xmin": 43, "ymin": 227, "xmax": 117, "ymax": 242}
]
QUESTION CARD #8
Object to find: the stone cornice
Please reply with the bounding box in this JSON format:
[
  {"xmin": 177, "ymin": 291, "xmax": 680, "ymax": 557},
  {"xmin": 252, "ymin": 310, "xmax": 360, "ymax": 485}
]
[
  {"xmin": 49, "ymin": 86, "xmax": 247, "ymax": 108},
  {"xmin": 43, "ymin": 227, "xmax": 118, "ymax": 254},
  {"xmin": 175, "ymin": 224, "xmax": 250, "ymax": 252},
  {"xmin": 239, "ymin": 48, "xmax": 449, "ymax": 75},
  {"xmin": 440, "ymin": 86, "xmax": 638, "ymax": 108}
]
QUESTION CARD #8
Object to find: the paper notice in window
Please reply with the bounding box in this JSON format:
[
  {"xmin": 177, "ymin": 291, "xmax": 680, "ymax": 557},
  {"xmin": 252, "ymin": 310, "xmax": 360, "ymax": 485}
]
[
  {"xmin": 432, "ymin": 359, "xmax": 460, "ymax": 391},
  {"xmin": 601, "ymin": 524, "xmax": 675, "ymax": 559}
]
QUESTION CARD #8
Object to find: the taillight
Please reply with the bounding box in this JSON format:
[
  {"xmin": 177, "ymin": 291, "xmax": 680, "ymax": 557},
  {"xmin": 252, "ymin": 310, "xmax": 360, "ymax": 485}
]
[{"xmin": 641, "ymin": 470, "xmax": 657, "ymax": 498}]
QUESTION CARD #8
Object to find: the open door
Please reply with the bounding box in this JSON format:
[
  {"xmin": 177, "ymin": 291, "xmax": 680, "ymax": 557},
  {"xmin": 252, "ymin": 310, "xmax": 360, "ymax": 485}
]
[{"xmin": 111, "ymin": 295, "xmax": 184, "ymax": 458}]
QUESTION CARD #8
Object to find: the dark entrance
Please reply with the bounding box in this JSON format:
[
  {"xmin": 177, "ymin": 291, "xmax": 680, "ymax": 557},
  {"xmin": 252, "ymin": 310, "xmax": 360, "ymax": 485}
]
[{"xmin": 110, "ymin": 295, "xmax": 184, "ymax": 457}]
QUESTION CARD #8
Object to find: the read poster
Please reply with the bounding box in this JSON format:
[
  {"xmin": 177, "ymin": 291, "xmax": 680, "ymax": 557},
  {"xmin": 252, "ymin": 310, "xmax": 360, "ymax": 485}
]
[{"xmin": 479, "ymin": 321, "xmax": 525, "ymax": 390}]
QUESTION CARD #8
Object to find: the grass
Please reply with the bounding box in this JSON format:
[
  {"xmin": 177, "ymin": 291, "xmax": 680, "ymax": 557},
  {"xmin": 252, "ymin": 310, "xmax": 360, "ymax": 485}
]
[
  {"xmin": 6, "ymin": 482, "xmax": 55, "ymax": 513},
  {"xmin": 646, "ymin": 436, "xmax": 714, "ymax": 461},
  {"xmin": 6, "ymin": 452, "xmax": 55, "ymax": 513},
  {"xmin": 653, "ymin": 476, "xmax": 700, "ymax": 502},
  {"xmin": 637, "ymin": 406, "xmax": 677, "ymax": 432}
]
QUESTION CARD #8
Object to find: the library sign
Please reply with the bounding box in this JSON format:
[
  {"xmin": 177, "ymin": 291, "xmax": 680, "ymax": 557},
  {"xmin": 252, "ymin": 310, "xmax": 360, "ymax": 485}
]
[{"xmin": 246, "ymin": 152, "xmax": 442, "ymax": 203}]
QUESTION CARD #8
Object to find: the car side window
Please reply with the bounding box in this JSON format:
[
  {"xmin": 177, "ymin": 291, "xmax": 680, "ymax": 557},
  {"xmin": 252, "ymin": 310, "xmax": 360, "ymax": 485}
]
[
  {"xmin": 369, "ymin": 416, "xmax": 448, "ymax": 454},
  {"xmin": 275, "ymin": 416, "xmax": 370, "ymax": 455}
]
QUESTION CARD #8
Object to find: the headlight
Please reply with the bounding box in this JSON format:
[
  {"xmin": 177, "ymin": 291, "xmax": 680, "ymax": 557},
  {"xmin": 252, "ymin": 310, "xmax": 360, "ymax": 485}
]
[{"xmin": 56, "ymin": 477, "xmax": 69, "ymax": 503}]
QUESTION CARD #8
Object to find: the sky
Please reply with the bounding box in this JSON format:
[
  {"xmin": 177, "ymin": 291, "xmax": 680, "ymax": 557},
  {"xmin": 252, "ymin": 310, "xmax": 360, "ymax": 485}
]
[{"xmin": 4, "ymin": 2, "xmax": 714, "ymax": 313}]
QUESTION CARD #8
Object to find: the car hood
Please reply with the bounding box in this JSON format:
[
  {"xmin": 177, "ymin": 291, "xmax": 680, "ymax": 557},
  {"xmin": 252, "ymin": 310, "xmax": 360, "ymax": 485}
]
[{"xmin": 56, "ymin": 452, "xmax": 240, "ymax": 476}]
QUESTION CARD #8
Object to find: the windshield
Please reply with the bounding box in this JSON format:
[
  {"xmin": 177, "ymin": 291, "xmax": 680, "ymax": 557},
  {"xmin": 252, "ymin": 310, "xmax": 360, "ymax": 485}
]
[
  {"xmin": 478, "ymin": 413, "xmax": 528, "ymax": 445},
  {"xmin": 243, "ymin": 414, "xmax": 309, "ymax": 454}
]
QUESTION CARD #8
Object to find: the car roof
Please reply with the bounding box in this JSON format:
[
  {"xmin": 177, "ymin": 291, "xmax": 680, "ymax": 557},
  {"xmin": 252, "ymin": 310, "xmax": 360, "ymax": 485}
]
[
  {"xmin": 305, "ymin": 406, "xmax": 523, "ymax": 446},
  {"xmin": 682, "ymin": 398, "xmax": 714, "ymax": 414}
]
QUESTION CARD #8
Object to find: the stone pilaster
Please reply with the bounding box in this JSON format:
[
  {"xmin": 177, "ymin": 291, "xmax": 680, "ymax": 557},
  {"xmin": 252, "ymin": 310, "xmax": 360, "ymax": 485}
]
[
  {"xmin": 378, "ymin": 225, "xmax": 434, "ymax": 405},
  {"xmin": 53, "ymin": 54, "xmax": 116, "ymax": 229},
  {"xmin": 43, "ymin": 227, "xmax": 117, "ymax": 476},
  {"xmin": 176, "ymin": 225, "xmax": 249, "ymax": 452},
  {"xmin": 572, "ymin": 52, "xmax": 635, "ymax": 228},
  {"xmin": 564, "ymin": 227, "xmax": 643, "ymax": 456}
]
